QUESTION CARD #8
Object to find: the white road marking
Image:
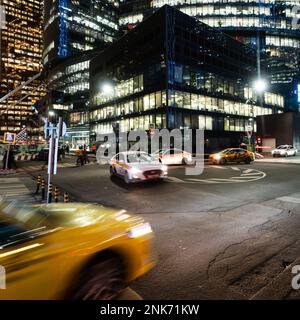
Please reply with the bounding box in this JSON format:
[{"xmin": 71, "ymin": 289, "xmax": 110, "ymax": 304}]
[
  {"xmin": 276, "ymin": 196, "xmax": 300, "ymax": 204},
  {"xmin": 0, "ymin": 178, "xmax": 34, "ymax": 203},
  {"xmin": 241, "ymin": 172, "xmax": 262, "ymax": 176},
  {"xmin": 231, "ymin": 167, "xmax": 240, "ymax": 171},
  {"xmin": 209, "ymin": 165, "xmax": 227, "ymax": 170},
  {"xmin": 187, "ymin": 179, "xmax": 218, "ymax": 183},
  {"xmin": 243, "ymin": 169, "xmax": 254, "ymax": 173},
  {"xmin": 167, "ymin": 176, "xmax": 185, "ymax": 183}
]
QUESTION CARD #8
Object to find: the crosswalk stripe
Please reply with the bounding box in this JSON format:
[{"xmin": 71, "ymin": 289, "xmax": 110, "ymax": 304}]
[
  {"xmin": 231, "ymin": 167, "xmax": 240, "ymax": 171},
  {"xmin": 0, "ymin": 177, "xmax": 35, "ymax": 203},
  {"xmin": 276, "ymin": 196, "xmax": 300, "ymax": 204}
]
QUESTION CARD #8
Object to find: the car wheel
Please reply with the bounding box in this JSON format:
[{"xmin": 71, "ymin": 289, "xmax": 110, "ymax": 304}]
[
  {"xmin": 219, "ymin": 158, "xmax": 226, "ymax": 165},
  {"xmin": 183, "ymin": 157, "xmax": 193, "ymax": 166},
  {"xmin": 245, "ymin": 157, "xmax": 251, "ymax": 164},
  {"xmin": 124, "ymin": 172, "xmax": 131, "ymax": 184},
  {"xmin": 71, "ymin": 256, "xmax": 125, "ymax": 300}
]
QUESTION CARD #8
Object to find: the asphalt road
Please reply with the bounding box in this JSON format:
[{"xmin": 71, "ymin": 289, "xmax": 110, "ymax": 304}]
[{"xmin": 16, "ymin": 158, "xmax": 300, "ymax": 299}]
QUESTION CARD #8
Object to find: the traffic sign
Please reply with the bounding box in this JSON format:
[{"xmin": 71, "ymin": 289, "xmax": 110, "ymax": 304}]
[{"xmin": 3, "ymin": 132, "xmax": 16, "ymax": 144}]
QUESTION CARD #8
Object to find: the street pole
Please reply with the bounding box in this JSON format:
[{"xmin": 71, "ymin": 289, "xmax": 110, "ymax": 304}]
[
  {"xmin": 4, "ymin": 144, "xmax": 9, "ymax": 171},
  {"xmin": 45, "ymin": 117, "xmax": 64, "ymax": 203}
]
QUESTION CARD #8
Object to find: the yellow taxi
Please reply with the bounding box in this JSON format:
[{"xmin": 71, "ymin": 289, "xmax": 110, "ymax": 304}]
[
  {"xmin": 0, "ymin": 201, "xmax": 155, "ymax": 300},
  {"xmin": 209, "ymin": 148, "xmax": 255, "ymax": 165}
]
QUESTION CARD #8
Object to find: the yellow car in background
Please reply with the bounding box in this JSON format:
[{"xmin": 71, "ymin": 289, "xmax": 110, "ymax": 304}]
[
  {"xmin": 0, "ymin": 202, "xmax": 155, "ymax": 300},
  {"xmin": 209, "ymin": 148, "xmax": 255, "ymax": 165}
]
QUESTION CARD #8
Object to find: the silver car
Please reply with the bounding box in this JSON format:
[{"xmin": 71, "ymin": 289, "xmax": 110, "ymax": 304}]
[
  {"xmin": 271, "ymin": 145, "xmax": 297, "ymax": 157},
  {"xmin": 153, "ymin": 148, "xmax": 193, "ymax": 165}
]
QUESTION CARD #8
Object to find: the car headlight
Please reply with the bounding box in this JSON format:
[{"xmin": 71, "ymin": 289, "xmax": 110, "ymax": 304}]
[
  {"xmin": 214, "ymin": 154, "xmax": 221, "ymax": 160},
  {"xmin": 161, "ymin": 165, "xmax": 168, "ymax": 172},
  {"xmin": 130, "ymin": 167, "xmax": 141, "ymax": 174},
  {"xmin": 128, "ymin": 223, "xmax": 153, "ymax": 238}
]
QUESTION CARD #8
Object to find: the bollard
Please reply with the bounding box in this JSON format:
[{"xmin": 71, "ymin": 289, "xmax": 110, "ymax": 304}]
[
  {"xmin": 35, "ymin": 175, "xmax": 41, "ymax": 194},
  {"xmin": 64, "ymin": 192, "xmax": 70, "ymax": 203},
  {"xmin": 48, "ymin": 183, "xmax": 53, "ymax": 203},
  {"xmin": 54, "ymin": 186, "xmax": 59, "ymax": 203},
  {"xmin": 41, "ymin": 178, "xmax": 45, "ymax": 200}
]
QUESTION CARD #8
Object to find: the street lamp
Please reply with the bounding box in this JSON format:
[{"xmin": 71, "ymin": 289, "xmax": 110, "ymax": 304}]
[
  {"xmin": 101, "ymin": 83, "xmax": 114, "ymax": 95},
  {"xmin": 253, "ymin": 78, "xmax": 267, "ymax": 93}
]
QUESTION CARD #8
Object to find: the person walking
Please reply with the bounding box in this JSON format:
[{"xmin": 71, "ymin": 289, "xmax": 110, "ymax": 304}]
[
  {"xmin": 7, "ymin": 149, "xmax": 17, "ymax": 169},
  {"xmin": 75, "ymin": 147, "xmax": 84, "ymax": 166},
  {"xmin": 2, "ymin": 150, "xmax": 8, "ymax": 169},
  {"xmin": 83, "ymin": 146, "xmax": 90, "ymax": 165}
]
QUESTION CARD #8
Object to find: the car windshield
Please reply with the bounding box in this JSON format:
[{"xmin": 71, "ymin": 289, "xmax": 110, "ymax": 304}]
[
  {"xmin": 220, "ymin": 149, "xmax": 231, "ymax": 154},
  {"xmin": 127, "ymin": 153, "xmax": 156, "ymax": 163},
  {"xmin": 277, "ymin": 146, "xmax": 288, "ymax": 149}
]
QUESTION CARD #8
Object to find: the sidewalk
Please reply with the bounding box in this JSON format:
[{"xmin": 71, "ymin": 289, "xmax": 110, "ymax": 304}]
[{"xmin": 256, "ymin": 154, "xmax": 300, "ymax": 164}]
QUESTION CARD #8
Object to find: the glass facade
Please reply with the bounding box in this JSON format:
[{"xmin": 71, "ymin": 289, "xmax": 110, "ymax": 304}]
[
  {"xmin": 43, "ymin": 0, "xmax": 120, "ymax": 148},
  {"xmin": 119, "ymin": 0, "xmax": 300, "ymax": 110},
  {"xmin": 0, "ymin": 0, "xmax": 45, "ymax": 135},
  {"xmin": 90, "ymin": 6, "xmax": 284, "ymax": 149}
]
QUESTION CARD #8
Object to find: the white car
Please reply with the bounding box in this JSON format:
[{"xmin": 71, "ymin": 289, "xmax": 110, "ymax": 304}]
[
  {"xmin": 271, "ymin": 145, "xmax": 297, "ymax": 157},
  {"xmin": 153, "ymin": 148, "xmax": 193, "ymax": 165},
  {"xmin": 109, "ymin": 151, "xmax": 168, "ymax": 184}
]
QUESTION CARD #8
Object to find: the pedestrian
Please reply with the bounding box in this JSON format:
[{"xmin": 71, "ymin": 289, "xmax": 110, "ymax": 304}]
[
  {"xmin": 2, "ymin": 151, "xmax": 8, "ymax": 169},
  {"xmin": 65, "ymin": 144, "xmax": 70, "ymax": 154},
  {"xmin": 75, "ymin": 147, "xmax": 84, "ymax": 166},
  {"xmin": 8, "ymin": 149, "xmax": 17, "ymax": 169},
  {"xmin": 62, "ymin": 146, "xmax": 66, "ymax": 159},
  {"xmin": 83, "ymin": 146, "xmax": 89, "ymax": 164}
]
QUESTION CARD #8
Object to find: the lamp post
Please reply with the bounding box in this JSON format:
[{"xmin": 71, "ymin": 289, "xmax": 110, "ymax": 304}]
[
  {"xmin": 101, "ymin": 82, "xmax": 119, "ymax": 153},
  {"xmin": 248, "ymin": 78, "xmax": 267, "ymax": 152}
]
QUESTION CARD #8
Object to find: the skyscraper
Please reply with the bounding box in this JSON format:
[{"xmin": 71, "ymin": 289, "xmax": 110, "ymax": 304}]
[
  {"xmin": 43, "ymin": 0, "xmax": 120, "ymax": 148},
  {"xmin": 119, "ymin": 0, "xmax": 300, "ymax": 111},
  {"xmin": 0, "ymin": 0, "xmax": 44, "ymax": 136}
]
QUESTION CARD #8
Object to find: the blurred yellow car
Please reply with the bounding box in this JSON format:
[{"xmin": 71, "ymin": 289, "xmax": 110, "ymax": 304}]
[
  {"xmin": 209, "ymin": 148, "xmax": 255, "ymax": 165},
  {"xmin": 0, "ymin": 202, "xmax": 155, "ymax": 300}
]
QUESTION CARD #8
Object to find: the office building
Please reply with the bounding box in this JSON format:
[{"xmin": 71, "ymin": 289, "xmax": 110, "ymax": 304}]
[
  {"xmin": 90, "ymin": 5, "xmax": 284, "ymax": 151},
  {"xmin": 0, "ymin": 0, "xmax": 44, "ymax": 136}
]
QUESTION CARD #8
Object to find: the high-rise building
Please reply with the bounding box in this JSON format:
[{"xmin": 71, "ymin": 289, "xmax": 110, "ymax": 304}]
[
  {"xmin": 0, "ymin": 0, "xmax": 44, "ymax": 136},
  {"xmin": 43, "ymin": 0, "xmax": 120, "ymax": 149},
  {"xmin": 90, "ymin": 5, "xmax": 284, "ymax": 151},
  {"xmin": 119, "ymin": 0, "xmax": 300, "ymax": 111}
]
